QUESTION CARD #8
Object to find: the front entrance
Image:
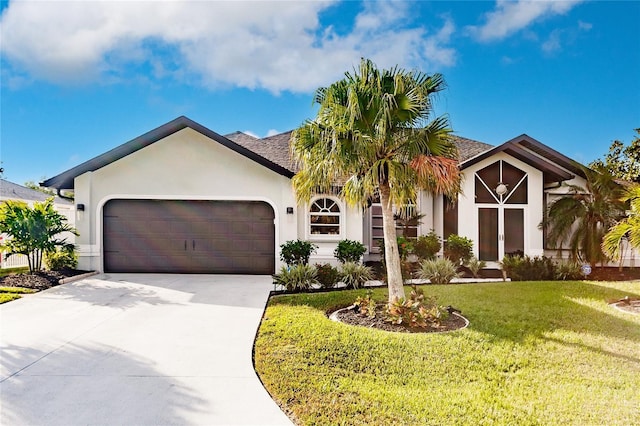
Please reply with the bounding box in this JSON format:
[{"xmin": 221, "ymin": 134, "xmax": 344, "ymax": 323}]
[
  {"xmin": 478, "ymin": 207, "xmax": 525, "ymax": 261},
  {"xmin": 475, "ymin": 160, "xmax": 528, "ymax": 262}
]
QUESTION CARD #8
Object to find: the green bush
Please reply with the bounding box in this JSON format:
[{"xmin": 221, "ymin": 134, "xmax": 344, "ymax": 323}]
[
  {"xmin": 45, "ymin": 246, "xmax": 78, "ymax": 271},
  {"xmin": 466, "ymin": 256, "xmax": 486, "ymax": 278},
  {"xmin": 413, "ymin": 231, "xmax": 441, "ymax": 261},
  {"xmin": 339, "ymin": 261, "xmax": 373, "ymax": 289},
  {"xmin": 418, "ymin": 258, "xmax": 461, "ymax": 284},
  {"xmin": 443, "ymin": 234, "xmax": 473, "ymax": 265},
  {"xmin": 272, "ymin": 264, "xmax": 318, "ymax": 291},
  {"xmin": 334, "ymin": 239, "xmax": 367, "ymax": 263},
  {"xmin": 378, "ymin": 236, "xmax": 413, "ymax": 260},
  {"xmin": 501, "ymin": 254, "xmax": 556, "ymax": 281},
  {"xmin": 279, "ymin": 240, "xmax": 318, "ymax": 266},
  {"xmin": 315, "ymin": 263, "xmax": 340, "ymax": 289},
  {"xmin": 554, "ymin": 261, "xmax": 584, "ymax": 281},
  {"xmin": 384, "ymin": 285, "xmax": 448, "ymax": 328}
]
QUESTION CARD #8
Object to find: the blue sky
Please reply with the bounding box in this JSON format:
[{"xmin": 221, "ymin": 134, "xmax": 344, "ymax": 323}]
[{"xmin": 1, "ymin": 0, "xmax": 638, "ymax": 186}]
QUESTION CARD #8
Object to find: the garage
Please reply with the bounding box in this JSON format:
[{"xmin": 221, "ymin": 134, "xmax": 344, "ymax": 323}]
[{"xmin": 103, "ymin": 199, "xmax": 275, "ymax": 274}]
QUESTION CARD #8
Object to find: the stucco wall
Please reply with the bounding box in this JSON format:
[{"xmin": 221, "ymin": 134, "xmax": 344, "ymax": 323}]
[
  {"xmin": 74, "ymin": 128, "xmax": 297, "ymax": 272},
  {"xmin": 457, "ymin": 152, "xmax": 545, "ymax": 264}
]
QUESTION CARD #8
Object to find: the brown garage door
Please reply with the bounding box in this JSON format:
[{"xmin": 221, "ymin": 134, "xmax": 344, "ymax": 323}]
[{"xmin": 103, "ymin": 199, "xmax": 275, "ymax": 274}]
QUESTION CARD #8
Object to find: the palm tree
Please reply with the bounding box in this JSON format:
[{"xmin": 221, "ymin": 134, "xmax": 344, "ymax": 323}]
[
  {"xmin": 602, "ymin": 183, "xmax": 640, "ymax": 261},
  {"xmin": 0, "ymin": 198, "xmax": 77, "ymax": 272},
  {"xmin": 542, "ymin": 166, "xmax": 625, "ymax": 266},
  {"xmin": 291, "ymin": 58, "xmax": 461, "ymax": 304}
]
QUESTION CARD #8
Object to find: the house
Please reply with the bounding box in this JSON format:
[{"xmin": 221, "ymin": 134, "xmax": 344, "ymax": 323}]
[
  {"xmin": 0, "ymin": 179, "xmax": 75, "ymax": 268},
  {"xmin": 42, "ymin": 116, "xmax": 608, "ymax": 274}
]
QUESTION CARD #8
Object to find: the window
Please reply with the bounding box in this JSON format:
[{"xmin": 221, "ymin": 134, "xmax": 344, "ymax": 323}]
[
  {"xmin": 309, "ymin": 197, "xmax": 342, "ymax": 237},
  {"xmin": 475, "ymin": 160, "xmax": 528, "ymax": 205}
]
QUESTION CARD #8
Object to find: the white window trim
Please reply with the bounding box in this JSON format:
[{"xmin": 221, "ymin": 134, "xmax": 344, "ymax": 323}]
[{"xmin": 306, "ymin": 196, "xmax": 344, "ymax": 241}]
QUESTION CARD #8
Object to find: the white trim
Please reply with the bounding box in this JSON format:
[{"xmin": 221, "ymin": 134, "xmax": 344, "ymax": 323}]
[
  {"xmin": 305, "ymin": 195, "xmax": 345, "ymax": 242},
  {"xmin": 95, "ymin": 194, "xmax": 280, "ymax": 273}
]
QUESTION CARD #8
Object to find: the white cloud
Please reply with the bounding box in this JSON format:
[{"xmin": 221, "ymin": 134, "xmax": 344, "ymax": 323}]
[
  {"xmin": 542, "ymin": 29, "xmax": 562, "ymax": 53},
  {"xmin": 242, "ymin": 130, "xmax": 260, "ymax": 139},
  {"xmin": 0, "ymin": 1, "xmax": 458, "ymax": 93},
  {"xmin": 467, "ymin": 0, "xmax": 584, "ymax": 42},
  {"xmin": 265, "ymin": 129, "xmax": 281, "ymax": 137},
  {"xmin": 578, "ymin": 20, "xmax": 592, "ymax": 31}
]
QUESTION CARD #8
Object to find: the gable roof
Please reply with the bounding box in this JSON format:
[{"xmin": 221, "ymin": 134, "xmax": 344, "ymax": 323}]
[
  {"xmin": 43, "ymin": 116, "xmax": 295, "ymax": 190},
  {"xmin": 42, "ymin": 117, "xmax": 579, "ymax": 191},
  {"xmin": 1, "ymin": 179, "xmax": 72, "ymax": 204},
  {"xmin": 460, "ymin": 134, "xmax": 584, "ymax": 184}
]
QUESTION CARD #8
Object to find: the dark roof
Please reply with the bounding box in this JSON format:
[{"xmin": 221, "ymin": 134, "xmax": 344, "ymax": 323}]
[
  {"xmin": 43, "ymin": 117, "xmax": 580, "ymax": 190},
  {"xmin": 227, "ymin": 130, "xmax": 295, "ymax": 172},
  {"xmin": 43, "ymin": 116, "xmax": 295, "ymax": 189},
  {"xmin": 460, "ymin": 134, "xmax": 584, "ymax": 184},
  {"xmin": 0, "ymin": 179, "xmax": 72, "ymax": 204},
  {"xmin": 449, "ymin": 135, "xmax": 494, "ymax": 162}
]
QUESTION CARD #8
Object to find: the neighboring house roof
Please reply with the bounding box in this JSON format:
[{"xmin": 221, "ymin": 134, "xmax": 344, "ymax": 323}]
[
  {"xmin": 460, "ymin": 134, "xmax": 584, "ymax": 185},
  {"xmin": 0, "ymin": 179, "xmax": 72, "ymax": 204},
  {"xmin": 43, "ymin": 116, "xmax": 295, "ymax": 190},
  {"xmin": 42, "ymin": 116, "xmax": 580, "ymax": 190}
]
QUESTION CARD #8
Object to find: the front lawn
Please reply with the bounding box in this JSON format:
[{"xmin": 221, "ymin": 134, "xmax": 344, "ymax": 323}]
[
  {"xmin": 0, "ymin": 286, "xmax": 35, "ymax": 303},
  {"xmin": 254, "ymin": 280, "xmax": 640, "ymax": 425}
]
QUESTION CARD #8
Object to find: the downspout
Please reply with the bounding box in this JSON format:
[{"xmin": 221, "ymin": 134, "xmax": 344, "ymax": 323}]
[{"xmin": 56, "ymin": 188, "xmax": 74, "ymax": 201}]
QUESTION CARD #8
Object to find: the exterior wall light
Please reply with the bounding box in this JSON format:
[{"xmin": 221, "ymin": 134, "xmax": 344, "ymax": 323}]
[
  {"xmin": 76, "ymin": 203, "xmax": 85, "ymax": 211},
  {"xmin": 286, "ymin": 207, "xmax": 294, "ymax": 214},
  {"xmin": 495, "ymin": 183, "xmax": 508, "ymax": 196}
]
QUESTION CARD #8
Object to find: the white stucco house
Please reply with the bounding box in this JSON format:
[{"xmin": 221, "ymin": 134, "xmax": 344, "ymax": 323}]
[{"xmin": 42, "ymin": 116, "xmax": 606, "ymax": 274}]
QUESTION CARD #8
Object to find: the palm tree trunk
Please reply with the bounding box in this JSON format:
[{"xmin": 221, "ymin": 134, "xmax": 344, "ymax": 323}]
[{"xmin": 379, "ymin": 182, "xmax": 406, "ymax": 304}]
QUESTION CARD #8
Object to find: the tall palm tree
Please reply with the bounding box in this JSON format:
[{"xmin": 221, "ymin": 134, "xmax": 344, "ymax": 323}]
[
  {"xmin": 543, "ymin": 166, "xmax": 625, "ymax": 266},
  {"xmin": 291, "ymin": 59, "xmax": 461, "ymax": 304},
  {"xmin": 602, "ymin": 183, "xmax": 640, "ymax": 261}
]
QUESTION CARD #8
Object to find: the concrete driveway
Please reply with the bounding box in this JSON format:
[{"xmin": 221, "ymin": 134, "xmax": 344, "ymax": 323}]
[{"xmin": 0, "ymin": 274, "xmax": 293, "ymax": 425}]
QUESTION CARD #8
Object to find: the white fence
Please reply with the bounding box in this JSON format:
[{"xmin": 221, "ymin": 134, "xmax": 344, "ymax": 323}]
[{"xmin": 0, "ymin": 253, "xmax": 30, "ymax": 269}]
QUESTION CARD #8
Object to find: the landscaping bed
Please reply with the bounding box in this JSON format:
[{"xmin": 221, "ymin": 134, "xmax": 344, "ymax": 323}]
[{"xmin": 0, "ymin": 269, "xmax": 89, "ymax": 291}]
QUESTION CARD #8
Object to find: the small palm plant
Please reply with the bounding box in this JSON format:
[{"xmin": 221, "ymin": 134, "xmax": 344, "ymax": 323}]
[{"xmin": 0, "ymin": 198, "xmax": 78, "ymax": 273}]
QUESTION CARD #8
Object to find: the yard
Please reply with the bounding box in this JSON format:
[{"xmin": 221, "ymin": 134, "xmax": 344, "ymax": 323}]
[{"xmin": 254, "ymin": 280, "xmax": 640, "ymax": 425}]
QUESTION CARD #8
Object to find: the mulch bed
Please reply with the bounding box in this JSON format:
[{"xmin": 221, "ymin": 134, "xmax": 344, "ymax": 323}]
[
  {"xmin": 331, "ymin": 305, "xmax": 468, "ymax": 333},
  {"xmin": 0, "ymin": 269, "xmax": 88, "ymax": 291},
  {"xmin": 609, "ymin": 297, "xmax": 640, "ymax": 315},
  {"xmin": 588, "ymin": 267, "xmax": 640, "ymax": 281}
]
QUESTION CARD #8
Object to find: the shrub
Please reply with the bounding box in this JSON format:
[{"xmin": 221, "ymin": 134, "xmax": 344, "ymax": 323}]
[
  {"xmin": 334, "ymin": 239, "xmax": 367, "ymax": 263},
  {"xmin": 279, "ymin": 240, "xmax": 318, "ymax": 266},
  {"xmin": 466, "ymin": 256, "xmax": 486, "ymax": 278},
  {"xmin": 45, "ymin": 246, "xmax": 78, "ymax": 271},
  {"xmin": 272, "ymin": 264, "xmax": 318, "ymax": 291},
  {"xmin": 413, "ymin": 231, "xmax": 441, "ymax": 261},
  {"xmin": 353, "ymin": 291, "xmax": 377, "ymax": 318},
  {"xmin": 315, "ymin": 263, "xmax": 340, "ymax": 288},
  {"xmin": 384, "ymin": 285, "xmax": 448, "ymax": 328},
  {"xmin": 443, "ymin": 234, "xmax": 473, "ymax": 265},
  {"xmin": 418, "ymin": 258, "xmax": 461, "ymax": 284},
  {"xmin": 339, "ymin": 261, "xmax": 373, "ymax": 289},
  {"xmin": 555, "ymin": 261, "xmax": 584, "ymax": 281},
  {"xmin": 378, "ymin": 236, "xmax": 413, "ymax": 260},
  {"xmin": 501, "ymin": 254, "xmax": 556, "ymax": 281}
]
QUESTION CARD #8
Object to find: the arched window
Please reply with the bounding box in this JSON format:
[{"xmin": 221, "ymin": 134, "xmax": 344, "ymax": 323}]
[{"xmin": 309, "ymin": 197, "xmax": 342, "ymax": 237}]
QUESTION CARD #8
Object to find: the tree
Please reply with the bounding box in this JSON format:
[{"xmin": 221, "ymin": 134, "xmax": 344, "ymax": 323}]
[
  {"xmin": 589, "ymin": 129, "xmax": 640, "ymax": 182},
  {"xmin": 602, "ymin": 183, "xmax": 640, "ymax": 261},
  {"xmin": 24, "ymin": 180, "xmax": 56, "ymax": 196},
  {"xmin": 0, "ymin": 198, "xmax": 78, "ymax": 273},
  {"xmin": 542, "ymin": 166, "xmax": 625, "ymax": 266},
  {"xmin": 291, "ymin": 58, "xmax": 461, "ymax": 304}
]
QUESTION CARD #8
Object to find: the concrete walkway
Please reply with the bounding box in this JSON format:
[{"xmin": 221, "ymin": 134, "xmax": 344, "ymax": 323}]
[{"xmin": 0, "ymin": 274, "xmax": 293, "ymax": 425}]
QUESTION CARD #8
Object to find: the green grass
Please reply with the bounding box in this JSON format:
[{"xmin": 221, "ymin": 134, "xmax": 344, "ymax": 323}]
[
  {"xmin": 0, "ymin": 266, "xmax": 29, "ymax": 277},
  {"xmin": 0, "ymin": 286, "xmax": 35, "ymax": 303},
  {"xmin": 254, "ymin": 281, "xmax": 640, "ymax": 425}
]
